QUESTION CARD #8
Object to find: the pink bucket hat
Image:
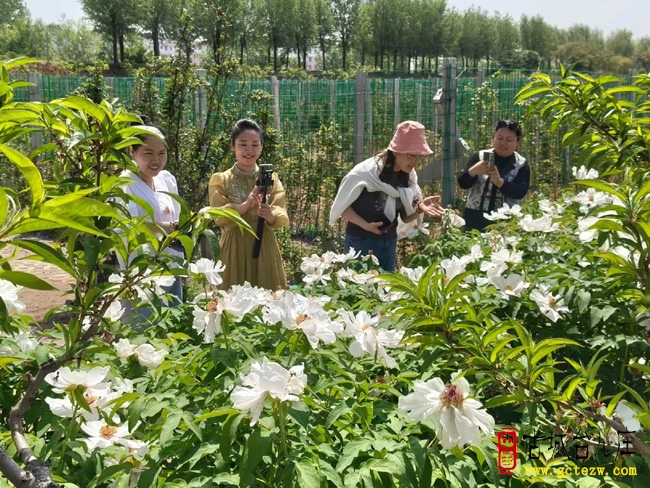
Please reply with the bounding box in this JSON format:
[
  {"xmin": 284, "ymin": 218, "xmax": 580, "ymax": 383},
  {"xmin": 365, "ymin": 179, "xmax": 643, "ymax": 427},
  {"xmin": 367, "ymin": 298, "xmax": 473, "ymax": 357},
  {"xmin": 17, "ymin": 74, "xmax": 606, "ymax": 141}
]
[{"xmin": 388, "ymin": 120, "xmax": 433, "ymax": 155}]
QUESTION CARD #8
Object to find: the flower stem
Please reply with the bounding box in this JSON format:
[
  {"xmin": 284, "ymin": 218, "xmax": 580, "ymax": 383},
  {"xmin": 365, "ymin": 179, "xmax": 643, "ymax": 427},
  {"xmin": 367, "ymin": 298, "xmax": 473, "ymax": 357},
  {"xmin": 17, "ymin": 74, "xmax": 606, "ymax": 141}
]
[{"xmin": 275, "ymin": 401, "xmax": 289, "ymax": 460}]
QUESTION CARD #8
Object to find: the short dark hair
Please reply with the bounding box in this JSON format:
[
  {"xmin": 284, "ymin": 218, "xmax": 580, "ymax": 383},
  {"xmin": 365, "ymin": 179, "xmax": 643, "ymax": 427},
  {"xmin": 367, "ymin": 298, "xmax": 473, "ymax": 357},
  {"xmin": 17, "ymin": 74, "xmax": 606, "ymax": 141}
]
[
  {"xmin": 495, "ymin": 120, "xmax": 522, "ymax": 140},
  {"xmin": 231, "ymin": 118, "xmax": 263, "ymax": 145}
]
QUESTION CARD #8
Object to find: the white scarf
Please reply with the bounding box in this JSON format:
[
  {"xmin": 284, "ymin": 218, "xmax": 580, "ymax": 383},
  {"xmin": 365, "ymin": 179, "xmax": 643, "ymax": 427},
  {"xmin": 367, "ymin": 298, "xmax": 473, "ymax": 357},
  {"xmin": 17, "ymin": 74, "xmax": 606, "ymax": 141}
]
[{"xmin": 329, "ymin": 156, "xmax": 424, "ymax": 240}]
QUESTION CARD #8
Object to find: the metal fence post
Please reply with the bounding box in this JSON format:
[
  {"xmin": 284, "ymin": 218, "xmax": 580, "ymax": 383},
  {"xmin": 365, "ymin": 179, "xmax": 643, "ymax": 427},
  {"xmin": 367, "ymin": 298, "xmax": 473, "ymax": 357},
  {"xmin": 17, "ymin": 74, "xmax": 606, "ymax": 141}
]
[
  {"xmin": 28, "ymin": 73, "xmax": 43, "ymax": 150},
  {"xmin": 271, "ymin": 76, "xmax": 280, "ymax": 132},
  {"xmin": 394, "ymin": 78, "xmax": 400, "ymax": 127},
  {"xmin": 330, "ymin": 81, "xmax": 336, "ymax": 122},
  {"xmin": 195, "ymin": 69, "xmax": 207, "ymax": 127},
  {"xmin": 354, "ymin": 70, "xmax": 366, "ymax": 164},
  {"xmin": 365, "ymin": 76, "xmax": 372, "ymax": 154},
  {"xmin": 441, "ymin": 58, "xmax": 457, "ymax": 206}
]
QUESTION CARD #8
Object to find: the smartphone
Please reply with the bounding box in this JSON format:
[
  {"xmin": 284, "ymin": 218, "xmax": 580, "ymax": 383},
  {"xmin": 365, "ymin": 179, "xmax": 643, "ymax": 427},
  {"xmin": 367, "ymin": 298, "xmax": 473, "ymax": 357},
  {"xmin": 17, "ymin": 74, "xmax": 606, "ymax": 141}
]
[
  {"xmin": 380, "ymin": 221, "xmax": 396, "ymax": 234},
  {"xmin": 483, "ymin": 151, "xmax": 495, "ymax": 171}
]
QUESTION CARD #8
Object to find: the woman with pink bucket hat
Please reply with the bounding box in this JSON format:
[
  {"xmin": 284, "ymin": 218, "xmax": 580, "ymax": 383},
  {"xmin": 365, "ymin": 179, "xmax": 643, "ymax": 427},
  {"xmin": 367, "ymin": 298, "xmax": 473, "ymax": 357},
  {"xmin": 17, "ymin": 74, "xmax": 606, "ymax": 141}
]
[{"xmin": 329, "ymin": 120, "xmax": 444, "ymax": 272}]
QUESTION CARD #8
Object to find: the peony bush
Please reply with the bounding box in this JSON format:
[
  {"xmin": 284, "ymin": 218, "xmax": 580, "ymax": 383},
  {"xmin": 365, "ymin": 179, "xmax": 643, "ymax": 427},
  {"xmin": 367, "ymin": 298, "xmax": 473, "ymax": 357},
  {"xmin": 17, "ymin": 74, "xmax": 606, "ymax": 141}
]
[{"xmin": 1, "ymin": 60, "xmax": 649, "ymax": 487}]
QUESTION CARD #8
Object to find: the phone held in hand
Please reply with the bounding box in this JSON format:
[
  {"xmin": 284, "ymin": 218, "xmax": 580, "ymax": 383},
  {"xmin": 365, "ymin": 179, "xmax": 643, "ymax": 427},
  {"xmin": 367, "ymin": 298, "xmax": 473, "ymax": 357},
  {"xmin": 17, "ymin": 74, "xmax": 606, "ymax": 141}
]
[{"xmin": 483, "ymin": 151, "xmax": 495, "ymax": 171}]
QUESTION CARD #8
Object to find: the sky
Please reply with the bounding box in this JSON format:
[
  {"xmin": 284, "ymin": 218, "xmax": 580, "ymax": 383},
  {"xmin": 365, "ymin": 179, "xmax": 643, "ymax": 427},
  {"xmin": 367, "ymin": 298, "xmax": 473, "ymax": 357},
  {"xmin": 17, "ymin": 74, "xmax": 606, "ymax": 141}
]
[{"xmin": 23, "ymin": 0, "xmax": 650, "ymax": 39}]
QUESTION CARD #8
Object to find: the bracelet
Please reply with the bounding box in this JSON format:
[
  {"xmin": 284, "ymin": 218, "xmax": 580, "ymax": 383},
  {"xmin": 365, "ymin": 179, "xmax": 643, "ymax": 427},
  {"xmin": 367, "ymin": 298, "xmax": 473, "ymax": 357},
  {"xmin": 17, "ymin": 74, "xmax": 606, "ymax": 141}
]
[{"xmin": 415, "ymin": 202, "xmax": 423, "ymax": 214}]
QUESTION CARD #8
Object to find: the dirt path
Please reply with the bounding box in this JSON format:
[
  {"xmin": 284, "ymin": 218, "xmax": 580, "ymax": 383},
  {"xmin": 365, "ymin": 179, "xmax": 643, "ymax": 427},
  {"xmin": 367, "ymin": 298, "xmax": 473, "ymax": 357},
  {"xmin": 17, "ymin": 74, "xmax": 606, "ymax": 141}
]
[{"xmin": 1, "ymin": 241, "xmax": 76, "ymax": 323}]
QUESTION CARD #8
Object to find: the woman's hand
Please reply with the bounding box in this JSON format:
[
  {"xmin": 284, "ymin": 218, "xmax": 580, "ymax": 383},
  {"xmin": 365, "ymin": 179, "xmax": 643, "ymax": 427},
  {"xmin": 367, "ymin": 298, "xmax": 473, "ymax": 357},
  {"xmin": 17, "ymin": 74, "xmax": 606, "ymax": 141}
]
[
  {"xmin": 363, "ymin": 221, "xmax": 384, "ymax": 235},
  {"xmin": 487, "ymin": 165, "xmax": 504, "ymax": 188},
  {"xmin": 418, "ymin": 195, "xmax": 445, "ymax": 220},
  {"xmin": 468, "ymin": 160, "xmax": 491, "ymax": 177},
  {"xmin": 158, "ymin": 221, "xmax": 178, "ymax": 234},
  {"xmin": 257, "ymin": 203, "xmax": 276, "ymax": 225},
  {"xmin": 237, "ymin": 187, "xmax": 263, "ymax": 214}
]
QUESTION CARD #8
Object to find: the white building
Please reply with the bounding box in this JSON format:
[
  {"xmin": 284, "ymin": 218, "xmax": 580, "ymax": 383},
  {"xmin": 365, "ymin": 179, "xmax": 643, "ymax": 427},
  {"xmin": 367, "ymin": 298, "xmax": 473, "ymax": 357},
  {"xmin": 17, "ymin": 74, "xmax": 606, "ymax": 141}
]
[{"xmin": 143, "ymin": 39, "xmax": 207, "ymax": 66}]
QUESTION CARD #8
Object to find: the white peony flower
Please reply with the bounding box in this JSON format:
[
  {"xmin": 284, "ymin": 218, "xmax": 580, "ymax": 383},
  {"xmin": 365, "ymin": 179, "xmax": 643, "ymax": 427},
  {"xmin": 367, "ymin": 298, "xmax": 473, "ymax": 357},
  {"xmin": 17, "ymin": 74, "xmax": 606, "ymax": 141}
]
[
  {"xmin": 398, "ymin": 372, "xmax": 495, "ymax": 450},
  {"xmin": 133, "ymin": 344, "xmax": 167, "ymax": 369},
  {"xmin": 529, "ymin": 285, "xmax": 570, "ymax": 322},
  {"xmin": 339, "ymin": 310, "xmax": 404, "ymax": 368},
  {"xmin": 302, "ymin": 267, "xmax": 332, "ymax": 286},
  {"xmin": 461, "ymin": 244, "xmax": 484, "ymax": 265},
  {"xmin": 574, "ymin": 188, "xmax": 613, "ymax": 213},
  {"xmin": 600, "ymin": 402, "xmax": 642, "ymax": 444},
  {"xmin": 577, "ymin": 216, "xmax": 599, "ymax": 243},
  {"xmin": 81, "ymin": 420, "xmax": 148, "ymax": 455},
  {"xmin": 0, "ymin": 279, "xmax": 26, "ymax": 315},
  {"xmin": 480, "ymin": 248, "xmax": 522, "ymax": 277},
  {"xmin": 300, "ymin": 254, "xmax": 331, "ymax": 274},
  {"xmin": 440, "ymin": 256, "xmax": 468, "ymax": 284},
  {"xmin": 490, "ymin": 274, "xmax": 530, "ymax": 300},
  {"xmin": 262, "ymin": 292, "xmax": 343, "ymax": 349},
  {"xmin": 403, "ymin": 221, "xmax": 431, "ymax": 239},
  {"xmin": 45, "ymin": 366, "xmax": 110, "ymax": 393},
  {"xmin": 572, "ymin": 165, "xmax": 599, "ymax": 180},
  {"xmin": 114, "ymin": 338, "xmax": 136, "ymax": 358},
  {"xmin": 400, "ymin": 266, "xmax": 427, "ymax": 283},
  {"xmin": 192, "ymin": 303, "xmax": 222, "ymax": 343},
  {"xmin": 443, "ymin": 210, "xmax": 465, "ymax": 229},
  {"xmin": 189, "ymin": 258, "xmax": 226, "ymax": 286},
  {"xmin": 484, "ymin": 203, "xmax": 523, "ymax": 221},
  {"xmin": 519, "ymin": 214, "xmax": 559, "ymax": 233},
  {"xmin": 230, "ymin": 358, "xmax": 306, "ymax": 425},
  {"xmin": 538, "ymin": 199, "xmax": 565, "ymax": 217}
]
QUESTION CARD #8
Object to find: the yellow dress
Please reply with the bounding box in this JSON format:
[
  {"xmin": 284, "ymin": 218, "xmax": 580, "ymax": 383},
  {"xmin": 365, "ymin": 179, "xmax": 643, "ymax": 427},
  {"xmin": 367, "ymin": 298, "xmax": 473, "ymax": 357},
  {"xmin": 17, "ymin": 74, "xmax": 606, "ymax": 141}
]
[{"xmin": 208, "ymin": 164, "xmax": 289, "ymax": 290}]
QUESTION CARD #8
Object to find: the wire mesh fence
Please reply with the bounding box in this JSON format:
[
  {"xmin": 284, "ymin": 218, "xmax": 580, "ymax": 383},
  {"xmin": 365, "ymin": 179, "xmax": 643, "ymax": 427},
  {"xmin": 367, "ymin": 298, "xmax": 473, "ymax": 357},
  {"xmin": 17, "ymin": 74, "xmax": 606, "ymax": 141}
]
[{"xmin": 12, "ymin": 66, "xmax": 633, "ymax": 238}]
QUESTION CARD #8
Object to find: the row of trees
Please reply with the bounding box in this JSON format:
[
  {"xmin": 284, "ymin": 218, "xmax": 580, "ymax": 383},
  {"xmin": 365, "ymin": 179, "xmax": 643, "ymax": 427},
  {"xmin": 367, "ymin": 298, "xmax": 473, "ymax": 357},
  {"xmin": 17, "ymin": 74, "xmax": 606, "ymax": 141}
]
[{"xmin": 2, "ymin": 0, "xmax": 650, "ymax": 73}]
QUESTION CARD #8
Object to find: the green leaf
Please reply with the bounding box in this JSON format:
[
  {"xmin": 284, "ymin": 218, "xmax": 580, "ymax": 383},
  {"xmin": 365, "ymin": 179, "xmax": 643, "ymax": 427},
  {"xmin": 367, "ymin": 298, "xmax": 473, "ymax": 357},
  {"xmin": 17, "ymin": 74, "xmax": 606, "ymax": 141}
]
[
  {"xmin": 94, "ymin": 463, "xmax": 133, "ymax": 486},
  {"xmin": 127, "ymin": 396, "xmax": 147, "ymax": 432},
  {"xmin": 240, "ymin": 429, "xmax": 272, "ymax": 486},
  {"xmin": 295, "ymin": 460, "xmax": 323, "ymax": 487},
  {"xmin": 12, "ymin": 239, "xmax": 76, "ymax": 277},
  {"xmin": 576, "ymin": 291, "xmax": 591, "ymax": 314},
  {"xmin": 5, "ymin": 57, "xmax": 39, "ymax": 70},
  {"xmin": 59, "ymin": 96, "xmax": 108, "ymax": 124},
  {"xmin": 84, "ymin": 237, "xmax": 100, "ymax": 272},
  {"xmin": 531, "ymin": 339, "xmax": 581, "ymax": 365},
  {"xmin": 0, "ymin": 298, "xmax": 9, "ymax": 334},
  {"xmin": 211, "ymin": 473, "xmax": 239, "ymax": 486},
  {"xmin": 137, "ymin": 466, "xmax": 161, "ymax": 488},
  {"xmin": 0, "ymin": 188, "xmax": 8, "ymax": 225},
  {"xmin": 37, "ymin": 210, "xmax": 106, "ymax": 236},
  {"xmin": 0, "ymin": 144, "xmax": 44, "ymax": 206},
  {"xmin": 0, "ymin": 356, "xmax": 21, "ymax": 371},
  {"xmin": 336, "ymin": 438, "xmax": 372, "ymax": 472},
  {"xmin": 0, "ymin": 270, "xmax": 55, "ymax": 290},
  {"xmin": 42, "ymin": 188, "xmax": 99, "ymax": 207},
  {"xmin": 159, "ymin": 411, "xmax": 182, "ymax": 448}
]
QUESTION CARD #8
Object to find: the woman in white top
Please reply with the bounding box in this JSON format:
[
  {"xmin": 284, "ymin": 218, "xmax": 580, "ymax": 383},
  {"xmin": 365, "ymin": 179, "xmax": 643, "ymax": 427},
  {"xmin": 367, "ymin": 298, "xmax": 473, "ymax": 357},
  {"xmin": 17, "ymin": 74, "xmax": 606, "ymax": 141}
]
[{"xmin": 120, "ymin": 125, "xmax": 184, "ymax": 305}]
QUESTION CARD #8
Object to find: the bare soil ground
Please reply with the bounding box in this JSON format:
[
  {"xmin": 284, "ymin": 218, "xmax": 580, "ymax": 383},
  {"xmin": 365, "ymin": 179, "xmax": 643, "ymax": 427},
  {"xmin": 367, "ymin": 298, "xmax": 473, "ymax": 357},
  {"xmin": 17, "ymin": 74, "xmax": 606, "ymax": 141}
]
[{"xmin": 1, "ymin": 241, "xmax": 75, "ymax": 323}]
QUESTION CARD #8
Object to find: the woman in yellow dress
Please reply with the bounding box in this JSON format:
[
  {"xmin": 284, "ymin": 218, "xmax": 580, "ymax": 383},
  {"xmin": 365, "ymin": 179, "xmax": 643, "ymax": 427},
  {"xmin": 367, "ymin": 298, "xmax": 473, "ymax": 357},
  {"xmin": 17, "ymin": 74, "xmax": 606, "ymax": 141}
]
[{"xmin": 208, "ymin": 119, "xmax": 289, "ymax": 290}]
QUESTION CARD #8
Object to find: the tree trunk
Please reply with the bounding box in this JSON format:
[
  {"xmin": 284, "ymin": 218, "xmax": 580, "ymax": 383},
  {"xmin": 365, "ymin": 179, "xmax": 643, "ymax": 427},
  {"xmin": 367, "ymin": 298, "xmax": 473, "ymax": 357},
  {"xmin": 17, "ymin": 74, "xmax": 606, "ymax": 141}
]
[
  {"xmin": 319, "ymin": 36, "xmax": 326, "ymax": 70},
  {"xmin": 153, "ymin": 22, "xmax": 160, "ymax": 57},
  {"xmin": 240, "ymin": 34, "xmax": 246, "ymax": 64},
  {"xmin": 111, "ymin": 26, "xmax": 118, "ymax": 66},
  {"xmin": 119, "ymin": 32, "xmax": 125, "ymax": 63},
  {"xmin": 273, "ymin": 45, "xmax": 278, "ymax": 72},
  {"xmin": 342, "ymin": 35, "xmax": 347, "ymax": 70}
]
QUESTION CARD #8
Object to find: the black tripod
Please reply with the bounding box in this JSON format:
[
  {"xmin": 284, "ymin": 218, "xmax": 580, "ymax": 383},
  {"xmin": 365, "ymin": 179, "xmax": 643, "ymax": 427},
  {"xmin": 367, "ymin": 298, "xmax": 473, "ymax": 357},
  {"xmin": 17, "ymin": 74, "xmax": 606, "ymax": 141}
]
[{"xmin": 252, "ymin": 164, "xmax": 274, "ymax": 259}]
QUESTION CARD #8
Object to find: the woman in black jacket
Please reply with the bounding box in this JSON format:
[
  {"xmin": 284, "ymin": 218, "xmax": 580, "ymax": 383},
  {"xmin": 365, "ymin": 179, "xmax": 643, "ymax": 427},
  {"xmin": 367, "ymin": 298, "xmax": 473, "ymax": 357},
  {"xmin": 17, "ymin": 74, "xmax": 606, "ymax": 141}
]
[{"xmin": 457, "ymin": 120, "xmax": 530, "ymax": 232}]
